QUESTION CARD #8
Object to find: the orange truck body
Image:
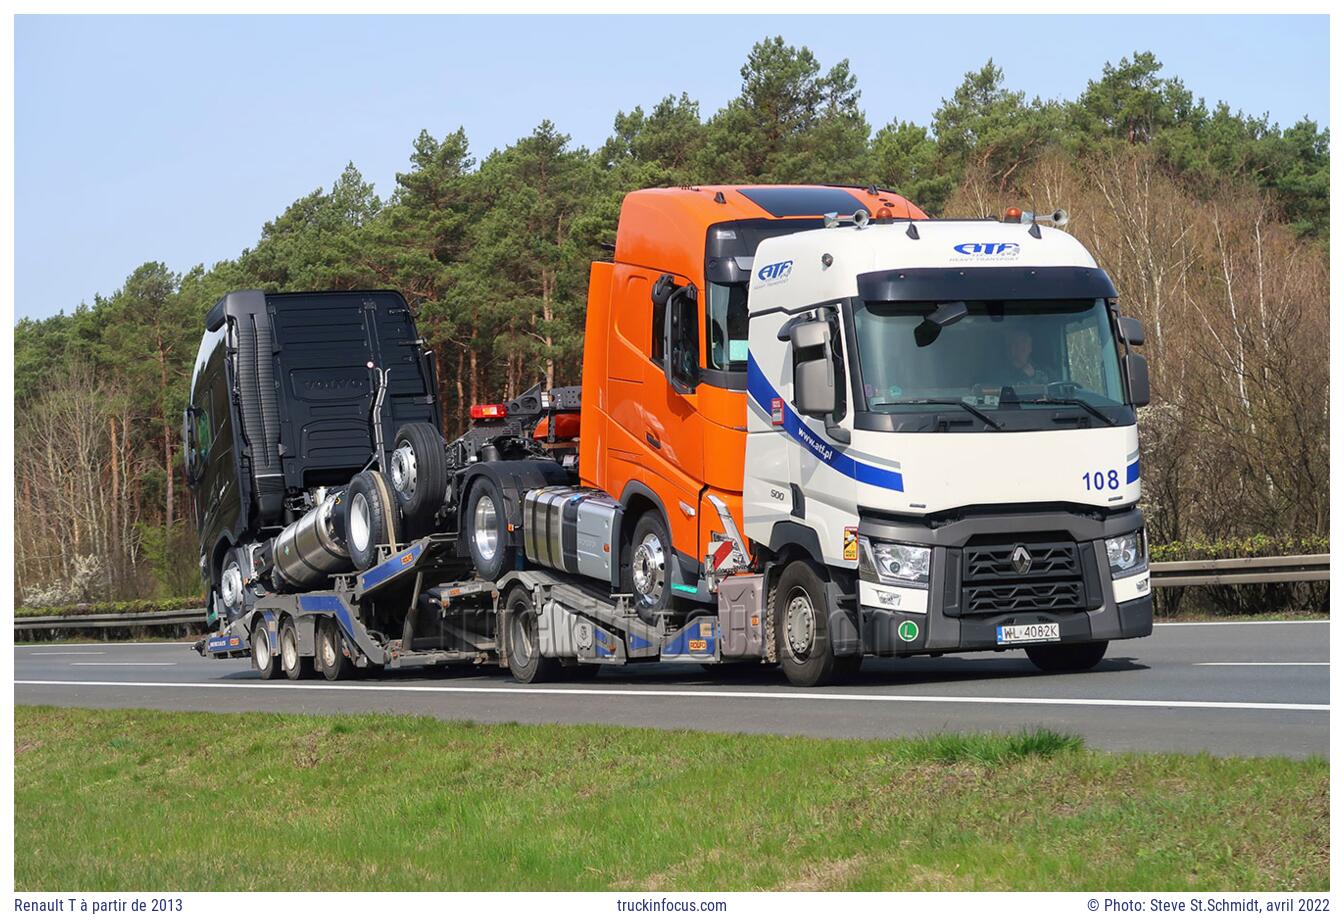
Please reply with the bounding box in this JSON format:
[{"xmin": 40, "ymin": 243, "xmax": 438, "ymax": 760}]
[{"xmin": 578, "ymin": 185, "xmax": 925, "ymax": 588}]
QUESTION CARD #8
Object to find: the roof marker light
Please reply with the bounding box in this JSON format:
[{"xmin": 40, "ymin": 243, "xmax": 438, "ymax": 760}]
[{"xmin": 1004, "ymin": 207, "xmax": 1023, "ymax": 222}]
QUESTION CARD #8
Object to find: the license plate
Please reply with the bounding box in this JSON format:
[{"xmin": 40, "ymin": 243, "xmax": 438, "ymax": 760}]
[{"xmin": 996, "ymin": 623, "xmax": 1060, "ymax": 645}]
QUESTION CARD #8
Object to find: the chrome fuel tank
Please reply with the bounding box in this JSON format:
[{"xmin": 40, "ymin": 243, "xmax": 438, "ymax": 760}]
[
  {"xmin": 272, "ymin": 492, "xmax": 351, "ymax": 590},
  {"xmin": 522, "ymin": 486, "xmax": 622, "ymax": 585}
]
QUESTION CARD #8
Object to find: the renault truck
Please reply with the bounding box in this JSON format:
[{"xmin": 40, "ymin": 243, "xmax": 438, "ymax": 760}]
[{"xmin": 192, "ymin": 184, "xmax": 1152, "ymax": 687}]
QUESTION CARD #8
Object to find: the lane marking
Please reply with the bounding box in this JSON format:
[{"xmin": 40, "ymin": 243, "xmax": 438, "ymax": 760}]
[
  {"xmin": 13, "ymin": 679, "xmax": 1328, "ymax": 713},
  {"xmin": 68, "ymin": 663, "xmax": 178, "ymax": 667},
  {"xmin": 27, "ymin": 652, "xmax": 105, "ymax": 656},
  {"xmin": 1196, "ymin": 662, "xmax": 1329, "ymax": 667},
  {"xmin": 1156, "ymin": 620, "xmax": 1327, "ymax": 627}
]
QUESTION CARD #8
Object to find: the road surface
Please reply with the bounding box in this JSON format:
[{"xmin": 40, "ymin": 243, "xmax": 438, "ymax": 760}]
[{"xmin": 15, "ymin": 620, "xmax": 1329, "ymax": 757}]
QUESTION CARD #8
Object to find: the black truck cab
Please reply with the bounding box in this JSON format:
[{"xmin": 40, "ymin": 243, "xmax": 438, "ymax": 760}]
[{"xmin": 184, "ymin": 289, "xmax": 441, "ymax": 616}]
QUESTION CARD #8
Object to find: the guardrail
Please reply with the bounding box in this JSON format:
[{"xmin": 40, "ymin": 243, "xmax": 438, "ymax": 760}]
[
  {"xmin": 1148, "ymin": 554, "xmax": 1329, "ymax": 588},
  {"xmin": 13, "ymin": 555, "xmax": 1330, "ymax": 638},
  {"xmin": 14, "ymin": 608, "xmax": 207, "ymax": 640}
]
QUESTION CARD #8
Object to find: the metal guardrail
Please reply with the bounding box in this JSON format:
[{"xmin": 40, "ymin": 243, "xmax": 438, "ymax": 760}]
[
  {"xmin": 1148, "ymin": 554, "xmax": 1330, "ymax": 588},
  {"xmin": 12, "ymin": 555, "xmax": 1330, "ymax": 637},
  {"xmin": 14, "ymin": 608, "xmax": 207, "ymax": 634}
]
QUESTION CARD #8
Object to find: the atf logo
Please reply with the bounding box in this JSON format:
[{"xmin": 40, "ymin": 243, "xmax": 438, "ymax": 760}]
[
  {"xmin": 757, "ymin": 260, "xmax": 794, "ymax": 284},
  {"xmin": 953, "ymin": 242, "xmax": 1021, "ymax": 256}
]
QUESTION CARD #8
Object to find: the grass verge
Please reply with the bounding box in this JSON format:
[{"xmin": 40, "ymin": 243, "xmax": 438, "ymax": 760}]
[{"xmin": 14, "ymin": 706, "xmax": 1327, "ymax": 891}]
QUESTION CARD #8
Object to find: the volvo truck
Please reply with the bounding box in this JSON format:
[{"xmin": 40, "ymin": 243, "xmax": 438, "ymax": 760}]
[{"xmin": 192, "ymin": 185, "xmax": 1152, "ymax": 687}]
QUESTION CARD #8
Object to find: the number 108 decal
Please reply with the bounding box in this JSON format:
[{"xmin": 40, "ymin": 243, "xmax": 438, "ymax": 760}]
[{"xmin": 1082, "ymin": 469, "xmax": 1120, "ymax": 491}]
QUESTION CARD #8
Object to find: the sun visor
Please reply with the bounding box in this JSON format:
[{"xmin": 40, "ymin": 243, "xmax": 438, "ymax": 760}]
[{"xmin": 857, "ymin": 266, "xmax": 1118, "ymax": 303}]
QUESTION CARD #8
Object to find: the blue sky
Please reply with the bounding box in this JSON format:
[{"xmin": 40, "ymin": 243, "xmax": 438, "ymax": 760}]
[{"xmin": 15, "ymin": 14, "xmax": 1329, "ymax": 320}]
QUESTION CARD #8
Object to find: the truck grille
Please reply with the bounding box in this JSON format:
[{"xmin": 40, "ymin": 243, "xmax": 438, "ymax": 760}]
[{"xmin": 960, "ymin": 540, "xmax": 1086, "ymax": 615}]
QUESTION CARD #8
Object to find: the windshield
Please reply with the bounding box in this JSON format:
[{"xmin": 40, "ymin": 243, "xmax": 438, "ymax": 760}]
[{"xmin": 851, "ymin": 298, "xmax": 1126, "ymax": 414}]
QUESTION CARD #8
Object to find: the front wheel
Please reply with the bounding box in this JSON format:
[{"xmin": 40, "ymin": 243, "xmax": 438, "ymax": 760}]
[
  {"xmin": 772, "ymin": 560, "xmax": 839, "ymax": 687},
  {"xmin": 1026, "ymin": 640, "xmax": 1109, "ymax": 673},
  {"xmin": 622, "ymin": 511, "xmax": 673, "ymax": 622}
]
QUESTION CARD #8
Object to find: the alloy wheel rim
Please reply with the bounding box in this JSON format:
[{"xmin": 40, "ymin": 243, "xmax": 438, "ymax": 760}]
[
  {"xmin": 474, "ymin": 494, "xmax": 499, "ymax": 561},
  {"xmin": 390, "ymin": 443, "xmax": 418, "ymax": 500},
  {"xmin": 631, "ymin": 532, "xmax": 666, "ymax": 606},
  {"xmin": 350, "ymin": 493, "xmax": 371, "ymax": 551}
]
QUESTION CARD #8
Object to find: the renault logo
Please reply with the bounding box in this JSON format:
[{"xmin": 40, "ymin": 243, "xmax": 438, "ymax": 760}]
[{"xmin": 1011, "ymin": 545, "xmax": 1033, "ymax": 575}]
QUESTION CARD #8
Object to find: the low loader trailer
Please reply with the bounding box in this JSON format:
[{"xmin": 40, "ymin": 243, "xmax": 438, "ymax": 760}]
[{"xmin": 192, "ymin": 185, "xmax": 1154, "ymax": 687}]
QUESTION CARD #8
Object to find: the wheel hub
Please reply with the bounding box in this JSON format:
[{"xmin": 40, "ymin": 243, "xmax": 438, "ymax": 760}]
[
  {"xmin": 320, "ymin": 630, "xmax": 338, "ymax": 668},
  {"xmin": 220, "ymin": 562, "xmax": 243, "ymax": 611},
  {"xmin": 254, "ymin": 629, "xmax": 271, "ymax": 670},
  {"xmin": 473, "ymin": 494, "xmax": 499, "ymax": 561},
  {"xmin": 350, "ymin": 493, "xmax": 371, "ymax": 551},
  {"xmin": 785, "ymin": 592, "xmax": 816, "ymax": 657},
  {"xmin": 282, "ymin": 630, "xmax": 298, "ymax": 671},
  {"xmin": 389, "ymin": 443, "xmax": 418, "ymax": 500},
  {"xmin": 631, "ymin": 532, "xmax": 666, "ymax": 605}
]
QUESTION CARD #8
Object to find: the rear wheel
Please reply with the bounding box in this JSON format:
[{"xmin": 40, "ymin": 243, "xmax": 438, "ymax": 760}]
[
  {"xmin": 1026, "ymin": 640, "xmax": 1109, "ymax": 673},
  {"xmin": 342, "ymin": 470, "xmax": 402, "ymax": 571},
  {"xmin": 389, "ymin": 422, "xmax": 448, "ymax": 538},
  {"xmin": 316, "ymin": 617, "xmax": 354, "ymax": 681},
  {"xmin": 504, "ymin": 585, "xmax": 560, "ymax": 684},
  {"xmin": 465, "ymin": 477, "xmax": 511, "ymax": 581},
  {"xmin": 280, "ymin": 619, "xmax": 313, "ymax": 680},
  {"xmin": 251, "ymin": 619, "xmax": 280, "ymax": 680},
  {"xmin": 773, "ymin": 560, "xmax": 839, "ymax": 687}
]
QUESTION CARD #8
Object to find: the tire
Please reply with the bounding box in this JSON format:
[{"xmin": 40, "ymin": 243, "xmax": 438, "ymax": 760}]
[
  {"xmin": 342, "ymin": 470, "xmax": 402, "ymax": 572},
  {"xmin": 1026, "ymin": 640, "xmax": 1109, "ymax": 673},
  {"xmin": 388, "ymin": 422, "xmax": 448, "ymax": 538},
  {"xmin": 464, "ymin": 476, "xmax": 511, "ymax": 581},
  {"xmin": 504, "ymin": 585, "xmax": 560, "ymax": 684},
  {"xmin": 279, "ymin": 618, "xmax": 313, "ymax": 680},
  {"xmin": 316, "ymin": 617, "xmax": 354, "ymax": 681},
  {"xmin": 218, "ymin": 547, "xmax": 248, "ymax": 622},
  {"xmin": 251, "ymin": 618, "xmax": 281, "ymax": 680},
  {"xmin": 621, "ymin": 511, "xmax": 674, "ymax": 622},
  {"xmin": 773, "ymin": 560, "xmax": 839, "ymax": 687}
]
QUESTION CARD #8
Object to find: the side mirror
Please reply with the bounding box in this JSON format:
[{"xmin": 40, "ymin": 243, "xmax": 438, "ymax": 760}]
[
  {"xmin": 662, "ymin": 283, "xmax": 699, "ymax": 395},
  {"xmin": 182, "ymin": 407, "xmax": 200, "ymax": 485},
  {"xmin": 1122, "ymin": 352, "xmax": 1150, "ymax": 407},
  {"xmin": 790, "ymin": 320, "xmax": 836, "ymax": 417},
  {"xmin": 1118, "ymin": 316, "xmax": 1145, "ymax": 347}
]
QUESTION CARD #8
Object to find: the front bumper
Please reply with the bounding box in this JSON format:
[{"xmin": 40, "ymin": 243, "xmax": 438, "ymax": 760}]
[{"xmin": 854, "ymin": 506, "xmax": 1153, "ymax": 656}]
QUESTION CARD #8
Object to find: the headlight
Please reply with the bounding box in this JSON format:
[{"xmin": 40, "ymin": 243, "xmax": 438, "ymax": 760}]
[
  {"xmin": 1105, "ymin": 530, "xmax": 1147, "ymax": 577},
  {"xmin": 859, "ymin": 536, "xmax": 931, "ymax": 585}
]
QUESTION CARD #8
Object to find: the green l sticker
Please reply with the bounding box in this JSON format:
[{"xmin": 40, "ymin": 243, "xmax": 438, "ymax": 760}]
[{"xmin": 898, "ymin": 620, "xmax": 919, "ymax": 642}]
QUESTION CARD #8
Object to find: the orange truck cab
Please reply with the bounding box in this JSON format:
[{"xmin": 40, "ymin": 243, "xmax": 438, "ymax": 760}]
[{"xmin": 578, "ymin": 185, "xmax": 925, "ymax": 613}]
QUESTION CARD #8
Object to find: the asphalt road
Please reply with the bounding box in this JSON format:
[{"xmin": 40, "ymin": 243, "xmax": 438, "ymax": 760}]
[{"xmin": 15, "ymin": 620, "xmax": 1329, "ymax": 758}]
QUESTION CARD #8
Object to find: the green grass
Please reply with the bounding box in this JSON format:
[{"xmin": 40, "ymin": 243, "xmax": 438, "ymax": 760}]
[{"xmin": 14, "ymin": 706, "xmax": 1327, "ymax": 891}]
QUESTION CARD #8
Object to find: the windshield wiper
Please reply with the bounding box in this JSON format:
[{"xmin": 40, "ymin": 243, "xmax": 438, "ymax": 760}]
[
  {"xmin": 1017, "ymin": 397, "xmax": 1117, "ymax": 427},
  {"xmin": 878, "ymin": 399, "xmax": 1003, "ymax": 430}
]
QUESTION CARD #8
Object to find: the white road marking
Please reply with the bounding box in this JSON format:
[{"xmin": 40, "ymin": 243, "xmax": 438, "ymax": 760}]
[
  {"xmin": 1156, "ymin": 620, "xmax": 1327, "ymax": 627},
  {"xmin": 27, "ymin": 651, "xmax": 105, "ymax": 656},
  {"xmin": 68, "ymin": 663, "xmax": 178, "ymax": 667},
  {"xmin": 13, "ymin": 679, "xmax": 1328, "ymax": 713},
  {"xmin": 1196, "ymin": 662, "xmax": 1328, "ymax": 667}
]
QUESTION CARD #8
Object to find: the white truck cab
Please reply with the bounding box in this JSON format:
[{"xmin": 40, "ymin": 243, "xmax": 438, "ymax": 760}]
[{"xmin": 743, "ymin": 212, "xmax": 1153, "ymax": 668}]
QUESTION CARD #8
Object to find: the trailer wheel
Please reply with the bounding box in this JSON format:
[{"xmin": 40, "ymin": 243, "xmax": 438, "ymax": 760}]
[
  {"xmin": 465, "ymin": 476, "xmax": 511, "ymax": 581},
  {"xmin": 773, "ymin": 560, "xmax": 839, "ymax": 687},
  {"xmin": 280, "ymin": 618, "xmax": 313, "ymax": 680},
  {"xmin": 343, "ymin": 470, "xmax": 402, "ymax": 572},
  {"xmin": 251, "ymin": 619, "xmax": 281, "ymax": 680},
  {"xmin": 622, "ymin": 511, "xmax": 673, "ymax": 621},
  {"xmin": 316, "ymin": 617, "xmax": 353, "ymax": 681},
  {"xmin": 1026, "ymin": 640, "xmax": 1108, "ymax": 673},
  {"xmin": 504, "ymin": 585, "xmax": 560, "ymax": 684},
  {"xmin": 389, "ymin": 422, "xmax": 448, "ymax": 539}
]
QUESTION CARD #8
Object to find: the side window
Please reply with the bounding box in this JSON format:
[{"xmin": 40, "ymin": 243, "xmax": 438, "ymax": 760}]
[
  {"xmin": 668, "ymin": 288, "xmax": 699, "ymax": 392},
  {"xmin": 196, "ymin": 406, "xmax": 213, "ymax": 457}
]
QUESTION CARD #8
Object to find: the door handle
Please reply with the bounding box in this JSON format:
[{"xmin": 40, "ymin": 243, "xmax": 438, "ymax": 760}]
[{"xmin": 645, "ymin": 431, "xmax": 661, "ymax": 450}]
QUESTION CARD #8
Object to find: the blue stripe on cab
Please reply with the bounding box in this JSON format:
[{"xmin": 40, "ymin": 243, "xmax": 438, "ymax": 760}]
[
  {"xmin": 1126, "ymin": 459, "xmax": 1140, "ymax": 484},
  {"xmin": 747, "ymin": 354, "xmax": 903, "ymax": 492}
]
